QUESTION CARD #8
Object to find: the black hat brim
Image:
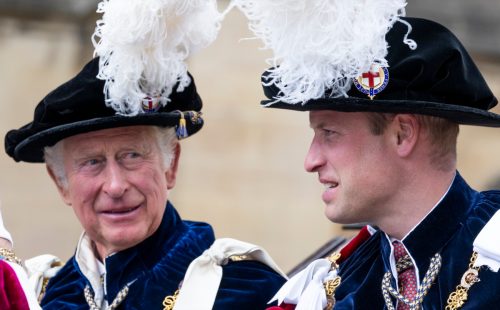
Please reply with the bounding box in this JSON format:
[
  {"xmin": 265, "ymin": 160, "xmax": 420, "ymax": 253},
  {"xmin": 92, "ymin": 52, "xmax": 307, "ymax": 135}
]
[
  {"xmin": 260, "ymin": 18, "xmax": 500, "ymax": 127},
  {"xmin": 5, "ymin": 58, "xmax": 204, "ymax": 163},
  {"xmin": 262, "ymin": 97, "xmax": 500, "ymax": 127},
  {"xmin": 10, "ymin": 112, "xmax": 203, "ymax": 163}
]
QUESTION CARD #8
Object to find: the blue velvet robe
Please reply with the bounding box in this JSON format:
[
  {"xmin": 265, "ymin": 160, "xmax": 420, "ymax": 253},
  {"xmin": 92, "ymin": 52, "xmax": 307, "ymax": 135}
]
[
  {"xmin": 41, "ymin": 202, "xmax": 286, "ymax": 309},
  {"xmin": 332, "ymin": 173, "xmax": 500, "ymax": 309}
]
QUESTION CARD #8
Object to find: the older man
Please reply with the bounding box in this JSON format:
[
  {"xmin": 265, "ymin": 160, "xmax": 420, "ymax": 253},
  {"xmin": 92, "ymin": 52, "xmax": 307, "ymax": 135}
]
[
  {"xmin": 4, "ymin": 55, "xmax": 286, "ymax": 309},
  {"xmin": 3, "ymin": 56, "xmax": 285, "ymax": 309},
  {"xmin": 236, "ymin": 1, "xmax": 500, "ymax": 309},
  {"xmin": 3, "ymin": 0, "xmax": 286, "ymax": 308}
]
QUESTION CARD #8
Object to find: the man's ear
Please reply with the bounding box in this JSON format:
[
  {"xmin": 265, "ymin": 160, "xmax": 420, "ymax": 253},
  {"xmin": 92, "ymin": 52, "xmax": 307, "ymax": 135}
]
[
  {"xmin": 46, "ymin": 165, "xmax": 72, "ymax": 206},
  {"xmin": 166, "ymin": 143, "xmax": 180, "ymax": 190},
  {"xmin": 392, "ymin": 114, "xmax": 420, "ymax": 158}
]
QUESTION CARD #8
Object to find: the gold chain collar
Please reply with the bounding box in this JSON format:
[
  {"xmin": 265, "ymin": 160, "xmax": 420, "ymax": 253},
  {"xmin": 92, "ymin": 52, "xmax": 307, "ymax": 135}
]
[{"xmin": 445, "ymin": 252, "xmax": 481, "ymax": 310}]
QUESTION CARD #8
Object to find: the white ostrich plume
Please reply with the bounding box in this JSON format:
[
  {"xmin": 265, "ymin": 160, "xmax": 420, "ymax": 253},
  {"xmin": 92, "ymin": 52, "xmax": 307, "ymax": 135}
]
[
  {"xmin": 234, "ymin": 0, "xmax": 414, "ymax": 104},
  {"xmin": 92, "ymin": 0, "xmax": 223, "ymax": 115}
]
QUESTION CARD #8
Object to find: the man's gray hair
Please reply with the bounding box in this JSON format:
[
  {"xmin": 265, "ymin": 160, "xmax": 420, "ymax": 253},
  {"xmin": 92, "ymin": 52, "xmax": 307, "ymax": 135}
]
[{"xmin": 44, "ymin": 126, "xmax": 178, "ymax": 188}]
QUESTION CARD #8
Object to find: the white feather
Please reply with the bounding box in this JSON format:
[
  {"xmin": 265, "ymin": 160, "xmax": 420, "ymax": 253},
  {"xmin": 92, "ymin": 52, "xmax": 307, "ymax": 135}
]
[
  {"xmin": 235, "ymin": 0, "xmax": 411, "ymax": 104},
  {"xmin": 92, "ymin": 0, "xmax": 223, "ymax": 115}
]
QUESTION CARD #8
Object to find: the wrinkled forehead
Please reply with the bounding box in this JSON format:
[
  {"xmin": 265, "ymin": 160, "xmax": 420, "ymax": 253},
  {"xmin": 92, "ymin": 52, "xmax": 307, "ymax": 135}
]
[
  {"xmin": 69, "ymin": 125, "xmax": 155, "ymax": 140},
  {"xmin": 62, "ymin": 126, "xmax": 156, "ymax": 152}
]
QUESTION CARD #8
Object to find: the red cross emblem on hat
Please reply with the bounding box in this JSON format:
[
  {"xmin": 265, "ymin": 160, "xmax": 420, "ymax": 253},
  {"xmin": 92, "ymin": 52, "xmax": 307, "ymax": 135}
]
[
  {"xmin": 141, "ymin": 96, "xmax": 161, "ymax": 113},
  {"xmin": 353, "ymin": 65, "xmax": 389, "ymax": 100}
]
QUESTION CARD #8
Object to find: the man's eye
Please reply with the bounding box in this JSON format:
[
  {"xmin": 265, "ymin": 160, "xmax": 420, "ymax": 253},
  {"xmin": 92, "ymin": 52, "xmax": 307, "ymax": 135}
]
[
  {"xmin": 120, "ymin": 152, "xmax": 145, "ymax": 164},
  {"xmin": 84, "ymin": 158, "xmax": 101, "ymax": 166},
  {"xmin": 323, "ymin": 128, "xmax": 336, "ymax": 136},
  {"xmin": 78, "ymin": 158, "xmax": 104, "ymax": 172},
  {"xmin": 124, "ymin": 152, "xmax": 141, "ymax": 159}
]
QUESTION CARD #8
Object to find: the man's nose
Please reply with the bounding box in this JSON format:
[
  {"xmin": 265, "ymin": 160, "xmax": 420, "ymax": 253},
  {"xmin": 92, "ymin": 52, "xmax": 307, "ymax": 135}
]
[
  {"xmin": 103, "ymin": 161, "xmax": 128, "ymax": 198},
  {"xmin": 304, "ymin": 137, "xmax": 325, "ymax": 173}
]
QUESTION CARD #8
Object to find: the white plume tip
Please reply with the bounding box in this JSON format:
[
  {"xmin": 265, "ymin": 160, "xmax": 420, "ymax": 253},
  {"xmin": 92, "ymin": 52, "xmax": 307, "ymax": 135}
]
[
  {"xmin": 235, "ymin": 0, "xmax": 414, "ymax": 104},
  {"xmin": 92, "ymin": 0, "xmax": 223, "ymax": 115}
]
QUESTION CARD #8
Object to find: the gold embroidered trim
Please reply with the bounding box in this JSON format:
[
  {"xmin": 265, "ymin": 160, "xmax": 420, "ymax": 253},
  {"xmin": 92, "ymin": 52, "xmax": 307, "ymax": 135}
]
[
  {"xmin": 229, "ymin": 255, "xmax": 249, "ymax": 262},
  {"xmin": 445, "ymin": 252, "xmax": 480, "ymax": 310},
  {"xmin": 0, "ymin": 248, "xmax": 22, "ymax": 265},
  {"xmin": 163, "ymin": 289, "xmax": 179, "ymax": 310},
  {"xmin": 38, "ymin": 277, "xmax": 50, "ymax": 303},
  {"xmin": 189, "ymin": 111, "xmax": 203, "ymax": 124},
  {"xmin": 324, "ymin": 252, "xmax": 342, "ymax": 310}
]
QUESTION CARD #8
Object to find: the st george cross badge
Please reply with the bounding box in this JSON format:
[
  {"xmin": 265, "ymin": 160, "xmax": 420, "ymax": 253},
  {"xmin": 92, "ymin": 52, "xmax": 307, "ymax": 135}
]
[
  {"xmin": 141, "ymin": 96, "xmax": 162, "ymax": 113},
  {"xmin": 353, "ymin": 65, "xmax": 389, "ymax": 100}
]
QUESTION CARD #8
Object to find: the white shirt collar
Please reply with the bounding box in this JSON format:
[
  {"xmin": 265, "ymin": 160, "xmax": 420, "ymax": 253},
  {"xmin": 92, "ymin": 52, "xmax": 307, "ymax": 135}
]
[
  {"xmin": 75, "ymin": 232, "xmax": 107, "ymax": 308},
  {"xmin": 381, "ymin": 172, "xmax": 456, "ymax": 288}
]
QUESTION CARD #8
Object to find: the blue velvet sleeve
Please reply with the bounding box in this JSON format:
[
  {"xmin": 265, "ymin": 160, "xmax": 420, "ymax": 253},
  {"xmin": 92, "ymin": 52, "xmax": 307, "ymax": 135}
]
[
  {"xmin": 40, "ymin": 258, "xmax": 88, "ymax": 309},
  {"xmin": 214, "ymin": 260, "xmax": 287, "ymax": 310}
]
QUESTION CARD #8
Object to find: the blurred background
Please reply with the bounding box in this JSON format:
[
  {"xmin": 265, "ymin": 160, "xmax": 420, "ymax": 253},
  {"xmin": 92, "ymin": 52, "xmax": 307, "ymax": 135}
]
[{"xmin": 0, "ymin": 0, "xmax": 499, "ymax": 272}]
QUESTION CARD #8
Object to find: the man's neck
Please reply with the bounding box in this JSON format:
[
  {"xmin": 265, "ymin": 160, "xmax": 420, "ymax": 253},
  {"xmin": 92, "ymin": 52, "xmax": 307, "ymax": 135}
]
[
  {"xmin": 379, "ymin": 170, "xmax": 456, "ymax": 240},
  {"xmin": 92, "ymin": 241, "xmax": 105, "ymax": 262}
]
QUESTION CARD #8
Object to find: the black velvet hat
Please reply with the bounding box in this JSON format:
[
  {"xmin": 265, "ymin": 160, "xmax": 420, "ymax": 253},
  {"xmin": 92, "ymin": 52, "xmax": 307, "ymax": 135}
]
[
  {"xmin": 4, "ymin": 0, "xmax": 228, "ymax": 163},
  {"xmin": 4, "ymin": 57, "xmax": 203, "ymax": 163},
  {"xmin": 261, "ymin": 18, "xmax": 500, "ymax": 127}
]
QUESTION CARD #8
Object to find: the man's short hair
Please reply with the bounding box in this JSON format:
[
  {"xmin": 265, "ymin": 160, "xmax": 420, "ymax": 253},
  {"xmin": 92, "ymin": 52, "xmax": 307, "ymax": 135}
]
[
  {"xmin": 44, "ymin": 126, "xmax": 177, "ymax": 188},
  {"xmin": 367, "ymin": 113, "xmax": 459, "ymax": 171}
]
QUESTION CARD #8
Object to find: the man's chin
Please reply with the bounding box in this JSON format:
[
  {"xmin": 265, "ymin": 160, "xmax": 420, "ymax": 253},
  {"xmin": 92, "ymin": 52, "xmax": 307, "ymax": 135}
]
[
  {"xmin": 324, "ymin": 210, "xmax": 342, "ymax": 223},
  {"xmin": 98, "ymin": 230, "xmax": 147, "ymax": 255},
  {"xmin": 324, "ymin": 207, "xmax": 359, "ymax": 225},
  {"xmin": 324, "ymin": 203, "xmax": 340, "ymax": 222}
]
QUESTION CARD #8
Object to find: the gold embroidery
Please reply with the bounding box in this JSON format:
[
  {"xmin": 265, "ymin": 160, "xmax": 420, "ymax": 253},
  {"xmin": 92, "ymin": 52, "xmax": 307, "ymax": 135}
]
[
  {"xmin": 189, "ymin": 111, "xmax": 202, "ymax": 124},
  {"xmin": 163, "ymin": 289, "xmax": 180, "ymax": 310},
  {"xmin": 36, "ymin": 260, "xmax": 63, "ymax": 302},
  {"xmin": 327, "ymin": 252, "xmax": 341, "ymax": 268},
  {"xmin": 38, "ymin": 278, "xmax": 50, "ymax": 303},
  {"xmin": 324, "ymin": 276, "xmax": 341, "ymax": 310},
  {"xmin": 0, "ymin": 248, "xmax": 22, "ymax": 265},
  {"xmin": 229, "ymin": 255, "xmax": 249, "ymax": 262},
  {"xmin": 324, "ymin": 252, "xmax": 342, "ymax": 310},
  {"xmin": 445, "ymin": 252, "xmax": 480, "ymax": 310}
]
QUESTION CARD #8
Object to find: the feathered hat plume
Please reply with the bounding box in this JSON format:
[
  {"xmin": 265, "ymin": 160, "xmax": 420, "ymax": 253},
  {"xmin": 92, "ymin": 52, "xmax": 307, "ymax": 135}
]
[
  {"xmin": 234, "ymin": 0, "xmax": 415, "ymax": 104},
  {"xmin": 92, "ymin": 0, "xmax": 223, "ymax": 115}
]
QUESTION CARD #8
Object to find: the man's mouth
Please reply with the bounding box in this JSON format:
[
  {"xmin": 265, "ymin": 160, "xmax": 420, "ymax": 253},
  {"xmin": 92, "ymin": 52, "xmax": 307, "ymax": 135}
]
[
  {"xmin": 103, "ymin": 205, "xmax": 140, "ymax": 214},
  {"xmin": 324, "ymin": 182, "xmax": 339, "ymax": 189}
]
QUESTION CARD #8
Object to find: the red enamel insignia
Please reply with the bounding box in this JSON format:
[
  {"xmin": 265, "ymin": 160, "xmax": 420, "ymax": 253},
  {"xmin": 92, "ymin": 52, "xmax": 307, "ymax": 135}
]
[
  {"xmin": 141, "ymin": 96, "xmax": 161, "ymax": 113},
  {"xmin": 353, "ymin": 65, "xmax": 389, "ymax": 100}
]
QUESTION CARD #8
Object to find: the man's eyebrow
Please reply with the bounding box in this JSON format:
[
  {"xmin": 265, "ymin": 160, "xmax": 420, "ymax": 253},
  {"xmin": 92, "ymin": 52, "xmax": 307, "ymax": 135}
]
[
  {"xmin": 70, "ymin": 150, "xmax": 102, "ymax": 164},
  {"xmin": 71, "ymin": 147, "xmax": 98, "ymax": 158},
  {"xmin": 309, "ymin": 120, "xmax": 326, "ymax": 129}
]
